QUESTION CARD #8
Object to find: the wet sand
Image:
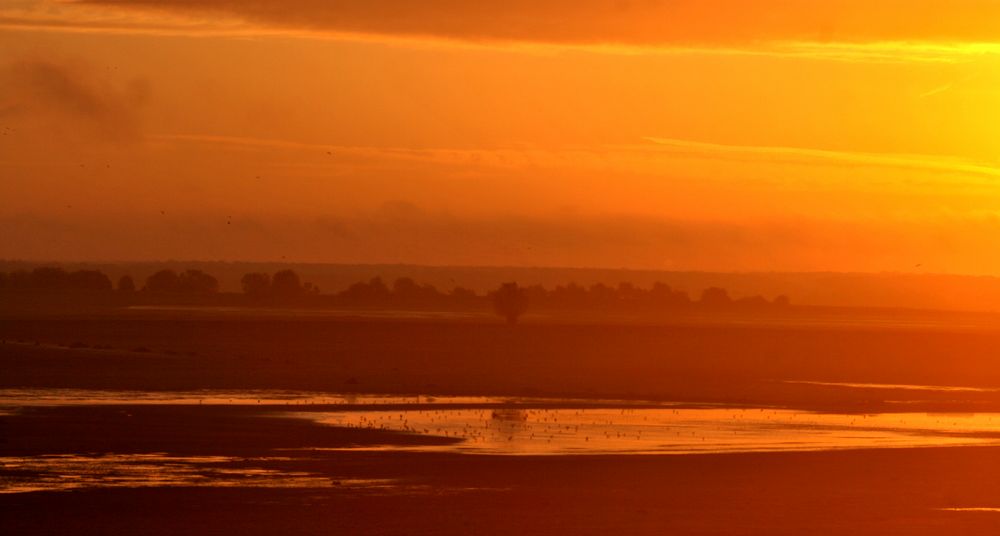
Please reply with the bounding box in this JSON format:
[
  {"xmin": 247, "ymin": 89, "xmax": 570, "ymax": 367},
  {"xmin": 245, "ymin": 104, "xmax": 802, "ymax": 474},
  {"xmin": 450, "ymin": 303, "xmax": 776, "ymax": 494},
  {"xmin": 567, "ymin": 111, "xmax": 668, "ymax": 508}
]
[
  {"xmin": 3, "ymin": 403, "xmax": 1000, "ymax": 534},
  {"xmin": 7, "ymin": 314, "xmax": 1000, "ymax": 412},
  {"xmin": 6, "ymin": 313, "xmax": 1000, "ymax": 533}
]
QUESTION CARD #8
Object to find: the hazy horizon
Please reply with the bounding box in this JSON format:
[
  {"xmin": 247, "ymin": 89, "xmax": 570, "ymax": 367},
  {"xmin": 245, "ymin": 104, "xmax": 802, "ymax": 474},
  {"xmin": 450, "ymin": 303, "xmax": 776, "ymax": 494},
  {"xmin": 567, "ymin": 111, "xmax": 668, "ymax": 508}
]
[
  {"xmin": 9, "ymin": 258, "xmax": 1000, "ymax": 312},
  {"xmin": 5, "ymin": 1, "xmax": 1000, "ymax": 273},
  {"xmin": 8, "ymin": 3, "xmax": 1000, "ymax": 533}
]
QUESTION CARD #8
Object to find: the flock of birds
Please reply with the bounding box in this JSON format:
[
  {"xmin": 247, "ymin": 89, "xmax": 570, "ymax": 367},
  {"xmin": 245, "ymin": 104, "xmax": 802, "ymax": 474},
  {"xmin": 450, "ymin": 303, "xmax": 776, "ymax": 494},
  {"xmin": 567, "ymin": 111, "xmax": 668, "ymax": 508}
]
[
  {"xmin": 294, "ymin": 402, "xmax": 1000, "ymax": 454},
  {"xmin": 330, "ymin": 407, "xmax": 658, "ymax": 446}
]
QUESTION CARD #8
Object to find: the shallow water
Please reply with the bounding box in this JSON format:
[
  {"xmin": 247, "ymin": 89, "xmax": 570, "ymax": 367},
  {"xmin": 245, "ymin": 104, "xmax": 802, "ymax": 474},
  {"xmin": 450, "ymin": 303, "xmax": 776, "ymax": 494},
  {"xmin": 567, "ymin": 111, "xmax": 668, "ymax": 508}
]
[
  {"xmin": 7, "ymin": 388, "xmax": 1000, "ymax": 493},
  {"xmin": 0, "ymin": 454, "xmax": 344, "ymax": 493},
  {"xmin": 300, "ymin": 406, "xmax": 1000, "ymax": 455},
  {"xmin": 782, "ymin": 380, "xmax": 1000, "ymax": 393},
  {"xmin": 0, "ymin": 388, "xmax": 498, "ymax": 407}
]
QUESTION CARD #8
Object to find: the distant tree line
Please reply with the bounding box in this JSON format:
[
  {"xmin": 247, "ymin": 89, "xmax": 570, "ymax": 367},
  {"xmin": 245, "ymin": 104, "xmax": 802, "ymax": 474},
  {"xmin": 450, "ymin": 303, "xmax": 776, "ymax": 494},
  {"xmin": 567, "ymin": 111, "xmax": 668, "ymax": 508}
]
[
  {"xmin": 241, "ymin": 269, "xmax": 320, "ymax": 304},
  {"xmin": 143, "ymin": 269, "xmax": 220, "ymax": 294},
  {"xmin": 0, "ymin": 267, "xmax": 113, "ymax": 292},
  {"xmin": 0, "ymin": 267, "xmax": 218, "ymax": 294},
  {"xmin": 234, "ymin": 272, "xmax": 789, "ymax": 313},
  {"xmin": 513, "ymin": 281, "xmax": 789, "ymax": 310},
  {"xmin": 0, "ymin": 267, "xmax": 792, "ymax": 317}
]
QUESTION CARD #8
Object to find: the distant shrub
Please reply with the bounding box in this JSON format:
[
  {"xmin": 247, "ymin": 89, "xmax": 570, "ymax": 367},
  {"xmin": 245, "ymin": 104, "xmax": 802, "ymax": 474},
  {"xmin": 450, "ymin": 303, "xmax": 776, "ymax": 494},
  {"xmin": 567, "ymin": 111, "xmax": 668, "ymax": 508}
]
[
  {"xmin": 491, "ymin": 282, "xmax": 529, "ymax": 325},
  {"xmin": 699, "ymin": 287, "xmax": 732, "ymax": 307},
  {"xmin": 144, "ymin": 269, "xmax": 179, "ymax": 292},
  {"xmin": 144, "ymin": 269, "xmax": 218, "ymax": 293},
  {"xmin": 271, "ymin": 269, "xmax": 303, "ymax": 301}
]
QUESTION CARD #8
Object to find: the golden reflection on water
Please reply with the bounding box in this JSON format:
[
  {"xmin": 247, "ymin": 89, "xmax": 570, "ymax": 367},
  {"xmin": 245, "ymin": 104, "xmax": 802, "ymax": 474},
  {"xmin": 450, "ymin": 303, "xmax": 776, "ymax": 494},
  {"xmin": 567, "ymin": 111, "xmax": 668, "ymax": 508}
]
[
  {"xmin": 304, "ymin": 407, "xmax": 1000, "ymax": 455},
  {"xmin": 0, "ymin": 454, "xmax": 406, "ymax": 494},
  {"xmin": 782, "ymin": 380, "xmax": 1000, "ymax": 393},
  {"xmin": 0, "ymin": 388, "xmax": 498, "ymax": 407},
  {"xmin": 8, "ymin": 389, "xmax": 1000, "ymax": 493},
  {"xmin": 0, "ymin": 454, "xmax": 344, "ymax": 493}
]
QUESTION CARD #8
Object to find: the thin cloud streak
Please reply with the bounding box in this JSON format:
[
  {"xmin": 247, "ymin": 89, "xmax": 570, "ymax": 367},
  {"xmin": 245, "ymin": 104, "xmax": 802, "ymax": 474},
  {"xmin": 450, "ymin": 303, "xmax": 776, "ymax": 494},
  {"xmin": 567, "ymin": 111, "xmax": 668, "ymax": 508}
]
[
  {"xmin": 4, "ymin": 2, "xmax": 1000, "ymax": 63},
  {"xmin": 72, "ymin": 1, "xmax": 1000, "ymax": 46},
  {"xmin": 643, "ymin": 137, "xmax": 1000, "ymax": 182},
  {"xmin": 156, "ymin": 132, "xmax": 1000, "ymax": 185},
  {"xmin": 0, "ymin": 57, "xmax": 147, "ymax": 141},
  {"xmin": 6, "ymin": 208, "xmax": 1000, "ymax": 275}
]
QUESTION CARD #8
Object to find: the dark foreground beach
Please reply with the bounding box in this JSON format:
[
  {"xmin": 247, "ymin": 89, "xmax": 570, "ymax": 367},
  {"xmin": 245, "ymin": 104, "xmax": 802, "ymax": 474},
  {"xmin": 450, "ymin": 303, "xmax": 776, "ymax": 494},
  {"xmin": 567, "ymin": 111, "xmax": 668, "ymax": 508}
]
[
  {"xmin": 7, "ymin": 311, "xmax": 1000, "ymax": 411},
  {"xmin": 6, "ymin": 311, "xmax": 1000, "ymax": 534},
  {"xmin": 4, "ymin": 403, "xmax": 1000, "ymax": 535}
]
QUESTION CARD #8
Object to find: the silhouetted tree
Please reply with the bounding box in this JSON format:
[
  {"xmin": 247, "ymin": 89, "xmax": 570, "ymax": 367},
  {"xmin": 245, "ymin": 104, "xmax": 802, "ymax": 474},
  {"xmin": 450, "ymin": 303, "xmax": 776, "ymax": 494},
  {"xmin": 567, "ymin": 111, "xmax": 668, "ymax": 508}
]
[
  {"xmin": 699, "ymin": 287, "xmax": 732, "ymax": 307},
  {"xmin": 177, "ymin": 269, "xmax": 219, "ymax": 294},
  {"xmin": 392, "ymin": 277, "xmax": 418, "ymax": 296},
  {"xmin": 589, "ymin": 282, "xmax": 615, "ymax": 305},
  {"xmin": 550, "ymin": 282, "xmax": 587, "ymax": 308},
  {"xmin": 492, "ymin": 282, "xmax": 529, "ymax": 325},
  {"xmin": 118, "ymin": 275, "xmax": 136, "ymax": 292},
  {"xmin": 649, "ymin": 282, "xmax": 691, "ymax": 308},
  {"xmin": 145, "ymin": 269, "xmax": 179, "ymax": 292},
  {"xmin": 522, "ymin": 284, "xmax": 549, "ymax": 306},
  {"xmin": 7, "ymin": 270, "xmax": 30, "ymax": 289},
  {"xmin": 0, "ymin": 267, "xmax": 113, "ymax": 292},
  {"xmin": 450, "ymin": 286, "xmax": 477, "ymax": 300},
  {"xmin": 392, "ymin": 277, "xmax": 419, "ymax": 305},
  {"xmin": 271, "ymin": 269, "xmax": 303, "ymax": 301},
  {"xmin": 68, "ymin": 270, "xmax": 112, "ymax": 291},
  {"xmin": 367, "ymin": 276, "xmax": 390, "ymax": 299},
  {"xmin": 31, "ymin": 267, "xmax": 69, "ymax": 289},
  {"xmin": 303, "ymin": 281, "xmax": 320, "ymax": 295},
  {"xmin": 773, "ymin": 295, "xmax": 791, "ymax": 307},
  {"xmin": 616, "ymin": 281, "xmax": 641, "ymax": 302},
  {"xmin": 241, "ymin": 272, "xmax": 271, "ymax": 299},
  {"xmin": 339, "ymin": 276, "xmax": 390, "ymax": 305}
]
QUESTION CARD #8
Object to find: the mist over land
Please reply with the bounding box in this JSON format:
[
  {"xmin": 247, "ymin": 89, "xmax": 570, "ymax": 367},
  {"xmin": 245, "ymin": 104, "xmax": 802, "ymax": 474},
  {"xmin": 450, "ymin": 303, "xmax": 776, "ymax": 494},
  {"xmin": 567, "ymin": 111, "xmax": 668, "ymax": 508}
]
[
  {"xmin": 7, "ymin": 1, "xmax": 1000, "ymax": 534},
  {"xmin": 5, "ymin": 259, "xmax": 1000, "ymax": 312}
]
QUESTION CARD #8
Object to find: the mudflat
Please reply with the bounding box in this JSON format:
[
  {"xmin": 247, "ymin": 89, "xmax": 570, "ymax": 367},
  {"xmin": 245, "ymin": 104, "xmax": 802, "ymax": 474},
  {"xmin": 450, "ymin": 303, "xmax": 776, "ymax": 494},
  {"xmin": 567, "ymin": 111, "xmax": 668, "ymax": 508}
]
[
  {"xmin": 6, "ymin": 312, "xmax": 1000, "ymax": 534},
  {"xmin": 4, "ymin": 403, "xmax": 1000, "ymax": 535},
  {"xmin": 5, "ymin": 312, "xmax": 1000, "ymax": 411}
]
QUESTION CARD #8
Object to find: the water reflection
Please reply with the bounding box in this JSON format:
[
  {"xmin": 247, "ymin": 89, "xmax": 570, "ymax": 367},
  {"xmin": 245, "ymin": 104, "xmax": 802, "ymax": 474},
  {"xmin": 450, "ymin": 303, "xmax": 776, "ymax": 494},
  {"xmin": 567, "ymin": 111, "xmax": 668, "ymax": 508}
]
[
  {"xmin": 9, "ymin": 388, "xmax": 1000, "ymax": 493},
  {"xmin": 0, "ymin": 388, "xmax": 499, "ymax": 407},
  {"xmin": 0, "ymin": 454, "xmax": 347, "ymax": 493},
  {"xmin": 783, "ymin": 380, "xmax": 1000, "ymax": 393},
  {"xmin": 302, "ymin": 406, "xmax": 1000, "ymax": 455}
]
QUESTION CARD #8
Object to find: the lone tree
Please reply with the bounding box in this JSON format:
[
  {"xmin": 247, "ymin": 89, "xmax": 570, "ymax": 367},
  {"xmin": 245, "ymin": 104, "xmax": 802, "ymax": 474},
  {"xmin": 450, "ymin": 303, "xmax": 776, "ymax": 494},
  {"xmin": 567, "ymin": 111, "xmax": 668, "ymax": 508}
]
[
  {"xmin": 699, "ymin": 286, "xmax": 732, "ymax": 308},
  {"xmin": 145, "ymin": 269, "xmax": 180, "ymax": 292},
  {"xmin": 176, "ymin": 269, "xmax": 219, "ymax": 294},
  {"xmin": 491, "ymin": 282, "xmax": 529, "ymax": 325},
  {"xmin": 271, "ymin": 269, "xmax": 303, "ymax": 302}
]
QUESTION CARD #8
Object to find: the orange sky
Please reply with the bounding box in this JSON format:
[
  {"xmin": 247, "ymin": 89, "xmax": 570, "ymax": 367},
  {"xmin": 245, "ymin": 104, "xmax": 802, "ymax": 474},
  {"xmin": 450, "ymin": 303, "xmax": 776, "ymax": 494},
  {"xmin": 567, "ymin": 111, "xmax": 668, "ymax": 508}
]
[{"xmin": 2, "ymin": 1, "xmax": 1000, "ymax": 272}]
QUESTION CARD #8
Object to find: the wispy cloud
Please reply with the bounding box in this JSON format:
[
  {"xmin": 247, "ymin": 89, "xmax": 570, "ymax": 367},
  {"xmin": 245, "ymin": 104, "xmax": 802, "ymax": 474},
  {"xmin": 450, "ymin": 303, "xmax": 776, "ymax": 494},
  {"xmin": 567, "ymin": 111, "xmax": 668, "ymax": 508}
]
[
  {"xmin": 4, "ymin": 1, "xmax": 1000, "ymax": 63},
  {"xmin": 152, "ymin": 132, "xmax": 1000, "ymax": 187},
  {"xmin": 0, "ymin": 56, "xmax": 148, "ymax": 141},
  {"xmin": 642, "ymin": 137, "xmax": 1000, "ymax": 181},
  {"xmin": 66, "ymin": 1, "xmax": 1000, "ymax": 46}
]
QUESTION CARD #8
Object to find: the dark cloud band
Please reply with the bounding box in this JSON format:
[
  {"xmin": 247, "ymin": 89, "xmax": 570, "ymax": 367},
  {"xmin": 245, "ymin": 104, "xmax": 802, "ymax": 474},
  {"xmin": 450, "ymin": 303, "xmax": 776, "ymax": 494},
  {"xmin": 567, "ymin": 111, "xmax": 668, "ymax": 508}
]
[{"xmin": 79, "ymin": 1, "xmax": 1000, "ymax": 45}]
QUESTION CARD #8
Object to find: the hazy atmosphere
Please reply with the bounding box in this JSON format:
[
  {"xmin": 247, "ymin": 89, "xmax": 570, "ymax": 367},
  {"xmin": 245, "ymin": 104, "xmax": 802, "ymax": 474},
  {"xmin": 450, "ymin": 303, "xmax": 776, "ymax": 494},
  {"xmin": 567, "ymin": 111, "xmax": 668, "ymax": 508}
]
[
  {"xmin": 7, "ymin": 3, "xmax": 1000, "ymax": 535},
  {"xmin": 5, "ymin": 1, "xmax": 1000, "ymax": 272}
]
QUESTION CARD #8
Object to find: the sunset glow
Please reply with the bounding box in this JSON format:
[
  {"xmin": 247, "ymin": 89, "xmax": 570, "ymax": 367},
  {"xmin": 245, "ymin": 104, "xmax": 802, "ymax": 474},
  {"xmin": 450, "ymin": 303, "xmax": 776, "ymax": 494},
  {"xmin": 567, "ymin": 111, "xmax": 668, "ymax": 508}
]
[
  {"xmin": 11, "ymin": 5, "xmax": 1000, "ymax": 533},
  {"xmin": 1, "ymin": 1, "xmax": 999, "ymax": 272}
]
